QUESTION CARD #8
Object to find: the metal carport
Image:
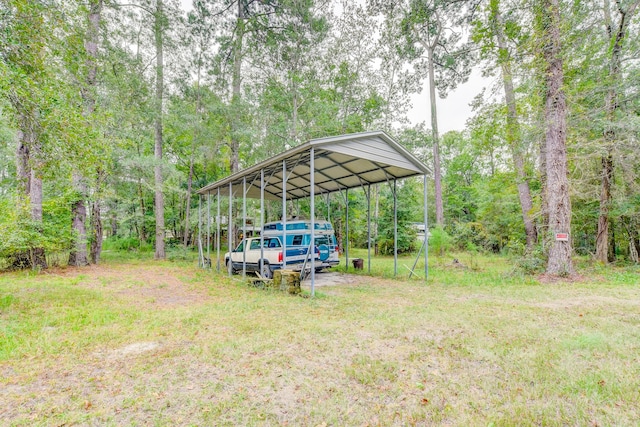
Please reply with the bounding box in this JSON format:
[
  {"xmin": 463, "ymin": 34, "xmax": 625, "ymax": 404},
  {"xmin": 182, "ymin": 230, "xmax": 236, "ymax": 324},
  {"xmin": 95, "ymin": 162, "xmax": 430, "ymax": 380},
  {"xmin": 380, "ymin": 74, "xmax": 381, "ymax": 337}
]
[{"xmin": 196, "ymin": 130, "xmax": 431, "ymax": 296}]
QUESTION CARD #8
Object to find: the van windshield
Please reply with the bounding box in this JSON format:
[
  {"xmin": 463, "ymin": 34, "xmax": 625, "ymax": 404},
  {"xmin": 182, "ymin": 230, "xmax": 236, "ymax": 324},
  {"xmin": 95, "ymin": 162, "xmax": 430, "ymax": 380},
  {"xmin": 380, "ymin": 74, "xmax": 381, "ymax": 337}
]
[{"xmin": 315, "ymin": 236, "xmax": 330, "ymax": 246}]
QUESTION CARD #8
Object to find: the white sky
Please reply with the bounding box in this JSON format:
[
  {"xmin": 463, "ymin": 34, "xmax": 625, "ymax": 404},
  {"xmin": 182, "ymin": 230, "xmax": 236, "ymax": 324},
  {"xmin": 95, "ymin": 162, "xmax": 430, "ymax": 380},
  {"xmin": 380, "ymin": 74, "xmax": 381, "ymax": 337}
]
[{"xmin": 409, "ymin": 70, "xmax": 487, "ymax": 133}]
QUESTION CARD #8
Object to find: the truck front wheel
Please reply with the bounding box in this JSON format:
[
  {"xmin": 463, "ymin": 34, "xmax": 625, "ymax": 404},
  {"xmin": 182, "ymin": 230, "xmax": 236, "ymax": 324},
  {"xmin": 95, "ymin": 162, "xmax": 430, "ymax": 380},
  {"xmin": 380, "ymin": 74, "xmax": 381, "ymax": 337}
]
[{"xmin": 225, "ymin": 259, "xmax": 237, "ymax": 274}]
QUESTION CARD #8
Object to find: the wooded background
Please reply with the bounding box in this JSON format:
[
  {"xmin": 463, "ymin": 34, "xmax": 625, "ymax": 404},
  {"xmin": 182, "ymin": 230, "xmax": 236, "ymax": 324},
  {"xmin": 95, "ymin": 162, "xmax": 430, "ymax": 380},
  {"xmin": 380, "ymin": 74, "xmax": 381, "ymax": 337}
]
[{"xmin": 0, "ymin": 0, "xmax": 638, "ymax": 274}]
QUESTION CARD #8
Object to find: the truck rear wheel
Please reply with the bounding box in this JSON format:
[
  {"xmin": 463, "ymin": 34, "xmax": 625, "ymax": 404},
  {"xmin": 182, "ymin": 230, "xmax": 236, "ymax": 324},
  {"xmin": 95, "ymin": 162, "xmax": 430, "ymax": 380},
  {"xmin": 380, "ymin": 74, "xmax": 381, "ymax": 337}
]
[{"xmin": 259, "ymin": 261, "xmax": 272, "ymax": 279}]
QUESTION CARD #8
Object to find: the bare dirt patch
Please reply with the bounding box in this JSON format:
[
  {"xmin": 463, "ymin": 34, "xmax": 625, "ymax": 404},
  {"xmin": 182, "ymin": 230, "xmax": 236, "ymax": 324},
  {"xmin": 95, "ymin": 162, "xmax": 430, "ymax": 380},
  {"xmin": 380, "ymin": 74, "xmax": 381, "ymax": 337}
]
[
  {"xmin": 532, "ymin": 295, "xmax": 640, "ymax": 309},
  {"xmin": 108, "ymin": 341, "xmax": 162, "ymax": 358},
  {"xmin": 45, "ymin": 264, "xmax": 210, "ymax": 308},
  {"xmin": 302, "ymin": 271, "xmax": 366, "ymax": 287},
  {"xmin": 536, "ymin": 272, "xmax": 590, "ymax": 284}
]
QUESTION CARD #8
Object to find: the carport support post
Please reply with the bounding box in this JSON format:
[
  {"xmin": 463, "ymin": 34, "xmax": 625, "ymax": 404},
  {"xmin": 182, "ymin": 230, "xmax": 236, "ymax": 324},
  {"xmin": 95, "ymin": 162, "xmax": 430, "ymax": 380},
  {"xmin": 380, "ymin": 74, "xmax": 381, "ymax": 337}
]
[
  {"xmin": 260, "ymin": 169, "xmax": 264, "ymax": 270},
  {"xmin": 394, "ymin": 179, "xmax": 398, "ymax": 277},
  {"xmin": 242, "ymin": 177, "xmax": 247, "ymax": 278},
  {"xmin": 424, "ymin": 174, "xmax": 429, "ymax": 280},
  {"xmin": 198, "ymin": 195, "xmax": 202, "ymax": 267},
  {"xmin": 228, "ymin": 182, "xmax": 233, "ymax": 276},
  {"xmin": 310, "ymin": 147, "xmax": 316, "ymax": 296},
  {"xmin": 367, "ymin": 184, "xmax": 371, "ymax": 274},
  {"xmin": 345, "ymin": 188, "xmax": 349, "ymax": 272},
  {"xmin": 207, "ymin": 193, "xmax": 211, "ymax": 267},
  {"xmin": 282, "ymin": 160, "xmax": 287, "ymax": 269},
  {"xmin": 327, "ymin": 193, "xmax": 330, "ymax": 222},
  {"xmin": 216, "ymin": 188, "xmax": 221, "ymax": 272}
]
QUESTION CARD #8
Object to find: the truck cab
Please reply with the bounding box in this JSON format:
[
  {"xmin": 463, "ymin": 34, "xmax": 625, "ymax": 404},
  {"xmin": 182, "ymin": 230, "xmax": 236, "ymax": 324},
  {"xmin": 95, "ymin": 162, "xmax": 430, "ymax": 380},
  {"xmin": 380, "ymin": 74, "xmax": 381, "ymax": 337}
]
[{"xmin": 224, "ymin": 236, "xmax": 318, "ymax": 279}]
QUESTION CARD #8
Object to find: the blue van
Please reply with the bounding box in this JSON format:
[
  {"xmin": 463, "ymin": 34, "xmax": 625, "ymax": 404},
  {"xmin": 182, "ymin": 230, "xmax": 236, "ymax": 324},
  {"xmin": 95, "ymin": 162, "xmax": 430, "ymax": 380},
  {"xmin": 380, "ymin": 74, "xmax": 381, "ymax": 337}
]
[{"xmin": 262, "ymin": 220, "xmax": 340, "ymax": 271}]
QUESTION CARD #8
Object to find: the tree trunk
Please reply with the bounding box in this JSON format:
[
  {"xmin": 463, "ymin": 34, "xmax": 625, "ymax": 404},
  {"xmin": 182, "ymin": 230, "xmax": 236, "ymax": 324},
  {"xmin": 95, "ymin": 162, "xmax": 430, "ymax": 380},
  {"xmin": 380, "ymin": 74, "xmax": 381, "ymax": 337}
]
[
  {"xmin": 70, "ymin": 0, "xmax": 102, "ymax": 267},
  {"xmin": 538, "ymin": 108, "xmax": 549, "ymax": 235},
  {"xmin": 184, "ymin": 156, "xmax": 194, "ymax": 246},
  {"xmin": 292, "ymin": 89, "xmax": 299, "ymax": 144},
  {"xmin": 609, "ymin": 217, "xmax": 616, "ymax": 260},
  {"xmin": 629, "ymin": 231, "xmax": 639, "ymax": 263},
  {"xmin": 154, "ymin": 0, "xmax": 165, "ymax": 259},
  {"xmin": 69, "ymin": 174, "xmax": 89, "ymax": 266},
  {"xmin": 596, "ymin": 153, "xmax": 614, "ymax": 262},
  {"xmin": 230, "ymin": 0, "xmax": 245, "ymax": 174},
  {"xmin": 110, "ymin": 200, "xmax": 118, "ymax": 237},
  {"xmin": 502, "ymin": 57, "xmax": 537, "ymax": 251},
  {"xmin": 427, "ymin": 45, "xmax": 444, "ymax": 226},
  {"xmin": 225, "ymin": 1, "xmax": 245, "ymax": 254},
  {"xmin": 16, "ymin": 133, "xmax": 30, "ymax": 195},
  {"xmin": 90, "ymin": 199, "xmax": 102, "ymax": 264},
  {"xmin": 14, "ymin": 110, "xmax": 46, "ymax": 270},
  {"xmin": 29, "ymin": 166, "xmax": 47, "ymax": 269},
  {"xmin": 138, "ymin": 178, "xmax": 147, "ymax": 243},
  {"xmin": 90, "ymin": 170, "xmax": 104, "ymax": 263},
  {"xmin": 595, "ymin": 0, "xmax": 639, "ymax": 262},
  {"xmin": 184, "ymin": 52, "xmax": 202, "ymax": 247},
  {"xmin": 493, "ymin": 5, "xmax": 537, "ymax": 251},
  {"xmin": 542, "ymin": 0, "xmax": 573, "ymax": 275},
  {"xmin": 620, "ymin": 159, "xmax": 640, "ymax": 262}
]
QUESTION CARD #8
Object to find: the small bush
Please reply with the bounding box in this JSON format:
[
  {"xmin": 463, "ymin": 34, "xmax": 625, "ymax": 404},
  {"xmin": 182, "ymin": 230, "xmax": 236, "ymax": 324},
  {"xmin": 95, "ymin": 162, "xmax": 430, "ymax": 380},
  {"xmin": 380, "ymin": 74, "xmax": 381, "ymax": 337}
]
[
  {"xmin": 0, "ymin": 196, "xmax": 73, "ymax": 269},
  {"xmin": 511, "ymin": 247, "xmax": 547, "ymax": 275},
  {"xmin": 167, "ymin": 247, "xmax": 197, "ymax": 262},
  {"xmin": 102, "ymin": 237, "xmax": 152, "ymax": 252},
  {"xmin": 166, "ymin": 237, "xmax": 187, "ymax": 249},
  {"xmin": 429, "ymin": 227, "xmax": 452, "ymax": 256},
  {"xmin": 449, "ymin": 221, "xmax": 491, "ymax": 252}
]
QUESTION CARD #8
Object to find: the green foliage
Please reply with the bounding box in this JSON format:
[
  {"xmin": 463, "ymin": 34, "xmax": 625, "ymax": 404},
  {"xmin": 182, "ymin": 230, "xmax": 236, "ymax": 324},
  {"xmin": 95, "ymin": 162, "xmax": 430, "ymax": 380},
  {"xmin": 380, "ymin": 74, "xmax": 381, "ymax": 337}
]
[
  {"xmin": 474, "ymin": 173, "xmax": 526, "ymax": 253},
  {"xmin": 395, "ymin": 0, "xmax": 474, "ymax": 95},
  {"xmin": 0, "ymin": 194, "xmax": 73, "ymax": 265},
  {"xmin": 448, "ymin": 221, "xmax": 490, "ymax": 253},
  {"xmin": 377, "ymin": 179, "xmax": 421, "ymax": 255},
  {"xmin": 428, "ymin": 226, "xmax": 452, "ymax": 256},
  {"xmin": 511, "ymin": 247, "xmax": 547, "ymax": 275},
  {"xmin": 102, "ymin": 236, "xmax": 153, "ymax": 252},
  {"xmin": 166, "ymin": 246, "xmax": 197, "ymax": 262}
]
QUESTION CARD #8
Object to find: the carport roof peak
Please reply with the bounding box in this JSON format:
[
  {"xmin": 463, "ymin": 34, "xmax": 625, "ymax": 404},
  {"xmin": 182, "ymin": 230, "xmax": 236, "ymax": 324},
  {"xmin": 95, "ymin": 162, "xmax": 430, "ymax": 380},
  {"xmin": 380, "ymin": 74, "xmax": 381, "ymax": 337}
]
[{"xmin": 197, "ymin": 130, "xmax": 431, "ymax": 200}]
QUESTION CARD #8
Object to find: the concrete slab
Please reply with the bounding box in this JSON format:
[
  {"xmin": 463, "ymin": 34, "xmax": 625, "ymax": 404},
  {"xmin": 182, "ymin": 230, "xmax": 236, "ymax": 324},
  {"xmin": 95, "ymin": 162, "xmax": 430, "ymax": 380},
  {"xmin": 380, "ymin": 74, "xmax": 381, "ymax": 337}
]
[{"xmin": 301, "ymin": 271, "xmax": 362, "ymax": 288}]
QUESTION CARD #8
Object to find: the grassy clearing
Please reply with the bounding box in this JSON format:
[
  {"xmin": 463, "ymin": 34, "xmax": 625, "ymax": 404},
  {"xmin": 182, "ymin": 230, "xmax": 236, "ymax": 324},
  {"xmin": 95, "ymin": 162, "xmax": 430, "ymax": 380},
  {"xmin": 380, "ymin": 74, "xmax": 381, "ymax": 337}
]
[{"xmin": 1, "ymin": 253, "xmax": 639, "ymax": 426}]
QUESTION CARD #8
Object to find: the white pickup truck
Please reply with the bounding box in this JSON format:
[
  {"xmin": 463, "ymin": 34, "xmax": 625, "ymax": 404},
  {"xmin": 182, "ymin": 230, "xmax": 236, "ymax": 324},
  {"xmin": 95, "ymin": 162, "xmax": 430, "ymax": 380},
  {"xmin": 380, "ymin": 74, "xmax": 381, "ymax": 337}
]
[{"xmin": 224, "ymin": 236, "xmax": 318, "ymax": 279}]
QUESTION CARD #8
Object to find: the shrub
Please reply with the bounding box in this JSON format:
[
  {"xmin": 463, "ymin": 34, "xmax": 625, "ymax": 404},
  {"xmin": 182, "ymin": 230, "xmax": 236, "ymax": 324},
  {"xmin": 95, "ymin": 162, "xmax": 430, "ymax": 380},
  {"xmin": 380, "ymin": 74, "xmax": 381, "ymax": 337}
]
[
  {"xmin": 0, "ymin": 196, "xmax": 73, "ymax": 268},
  {"xmin": 429, "ymin": 226, "xmax": 452, "ymax": 256},
  {"xmin": 102, "ymin": 236, "xmax": 152, "ymax": 252},
  {"xmin": 511, "ymin": 246, "xmax": 547, "ymax": 275}
]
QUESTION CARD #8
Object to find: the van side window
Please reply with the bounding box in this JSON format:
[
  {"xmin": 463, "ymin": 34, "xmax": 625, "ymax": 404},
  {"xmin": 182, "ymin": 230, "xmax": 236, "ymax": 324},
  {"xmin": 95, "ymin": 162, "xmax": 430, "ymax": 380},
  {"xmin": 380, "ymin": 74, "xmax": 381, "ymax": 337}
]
[
  {"xmin": 292, "ymin": 235, "xmax": 303, "ymax": 245},
  {"xmin": 266, "ymin": 238, "xmax": 281, "ymax": 248}
]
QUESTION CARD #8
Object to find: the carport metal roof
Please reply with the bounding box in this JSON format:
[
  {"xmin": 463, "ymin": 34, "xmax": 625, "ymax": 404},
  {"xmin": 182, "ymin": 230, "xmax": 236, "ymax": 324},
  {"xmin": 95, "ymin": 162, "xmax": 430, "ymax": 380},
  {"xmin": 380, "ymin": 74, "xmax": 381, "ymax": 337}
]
[{"xmin": 196, "ymin": 130, "xmax": 431, "ymax": 199}]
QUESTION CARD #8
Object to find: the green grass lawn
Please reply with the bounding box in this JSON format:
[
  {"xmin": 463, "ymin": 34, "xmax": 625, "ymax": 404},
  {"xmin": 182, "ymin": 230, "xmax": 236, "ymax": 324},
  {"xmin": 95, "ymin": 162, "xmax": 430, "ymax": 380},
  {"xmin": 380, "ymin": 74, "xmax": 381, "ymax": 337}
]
[{"xmin": 1, "ymin": 252, "xmax": 639, "ymax": 426}]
